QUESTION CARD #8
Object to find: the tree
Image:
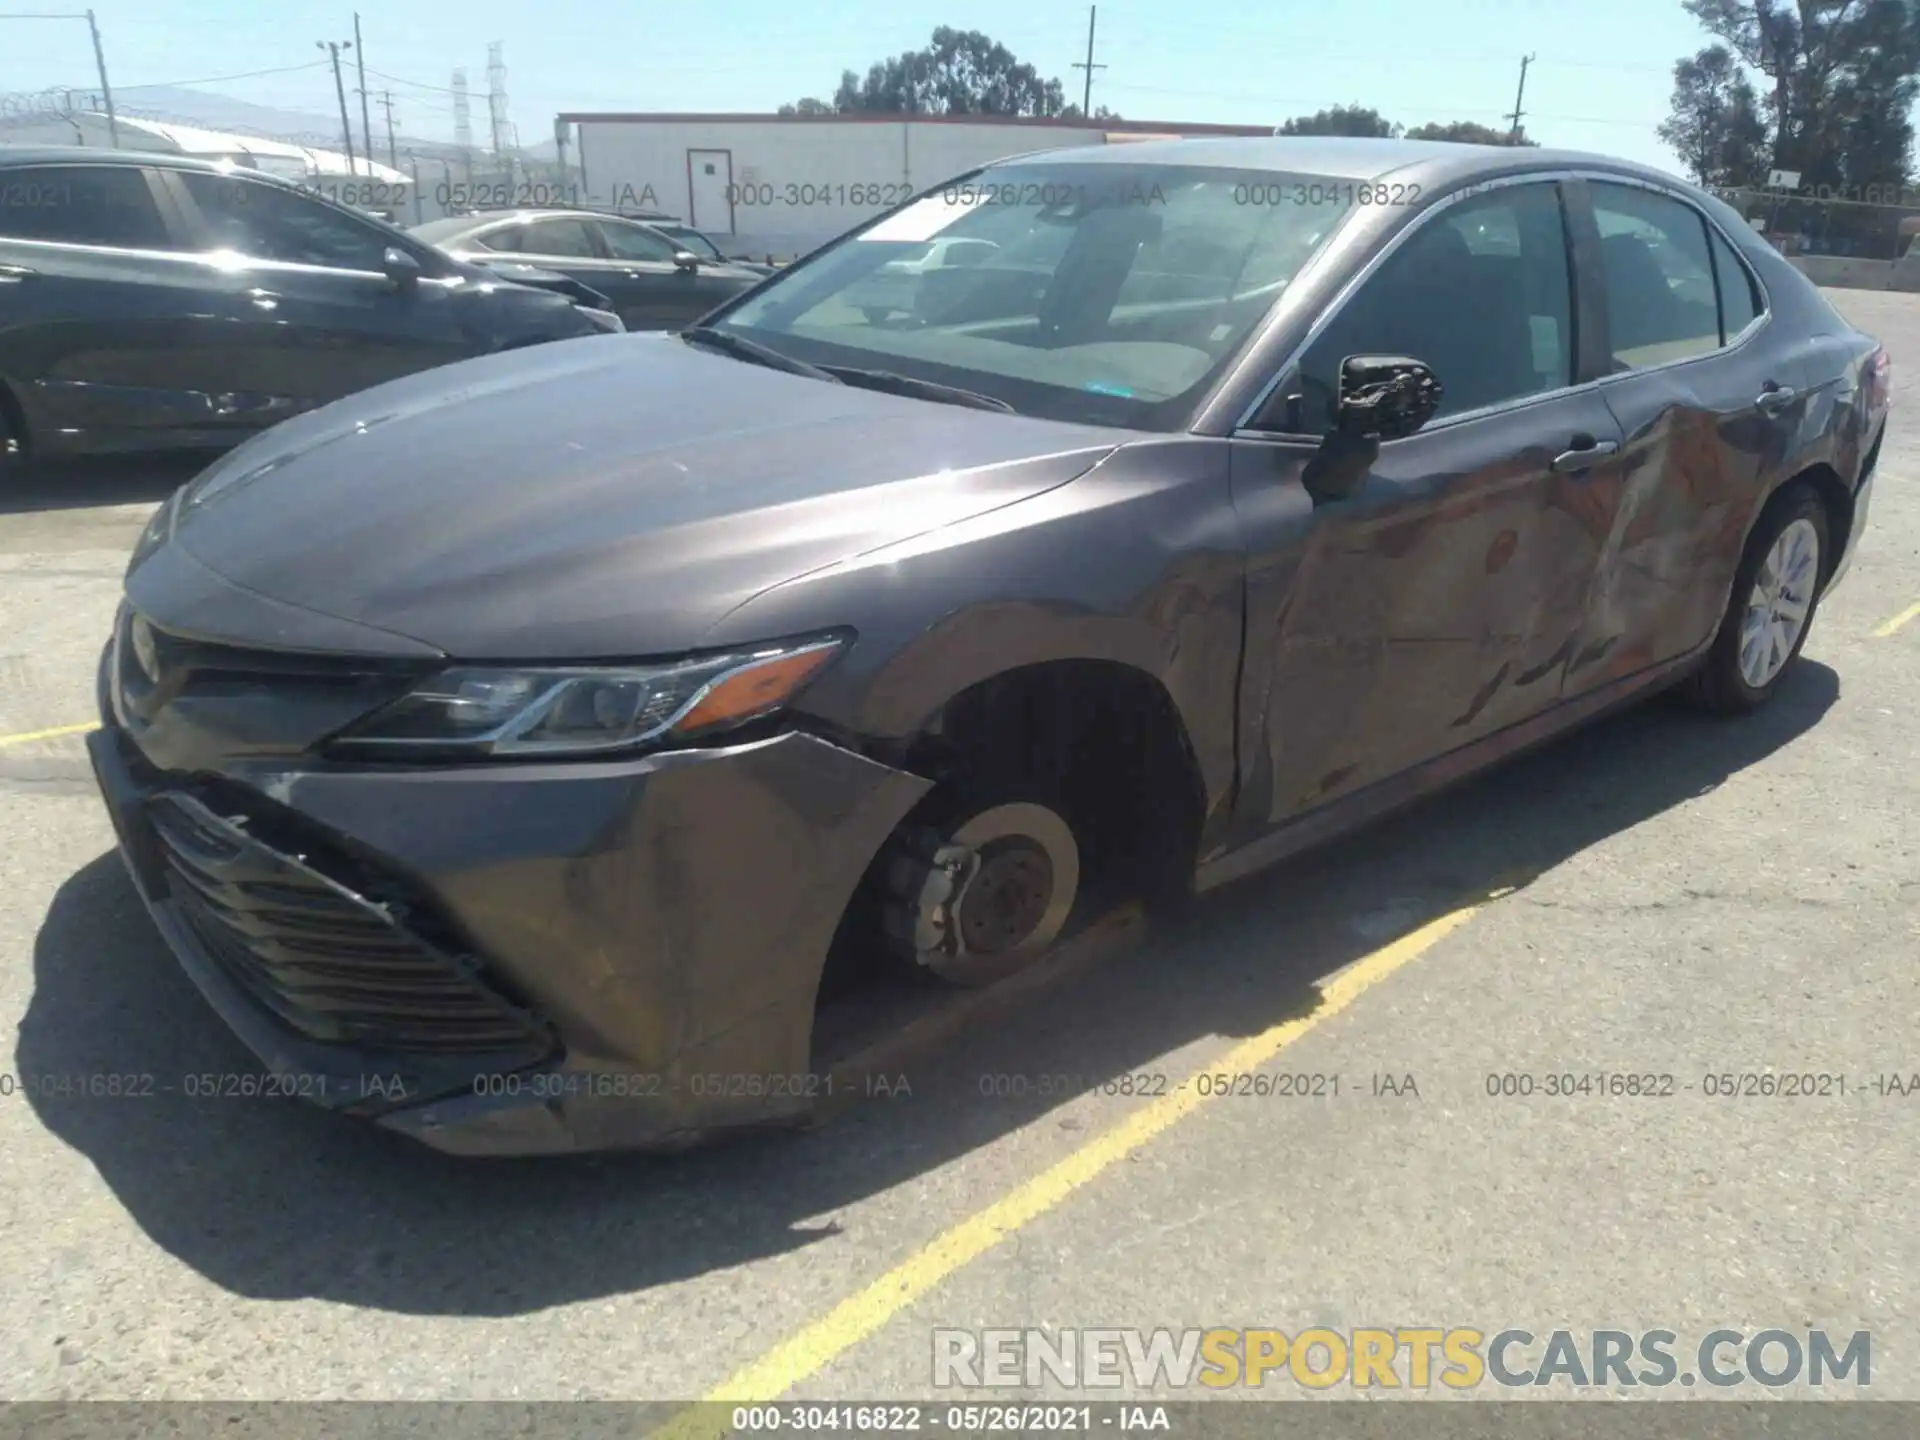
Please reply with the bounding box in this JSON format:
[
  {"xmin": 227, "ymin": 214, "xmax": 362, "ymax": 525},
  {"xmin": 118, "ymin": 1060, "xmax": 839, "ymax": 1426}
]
[
  {"xmin": 807, "ymin": 28, "xmax": 1071, "ymax": 116},
  {"xmin": 1678, "ymin": 0, "xmax": 1920, "ymax": 191},
  {"xmin": 1059, "ymin": 103, "xmax": 1123, "ymax": 121},
  {"xmin": 1403, "ymin": 119, "xmax": 1538, "ymax": 146},
  {"xmin": 1657, "ymin": 45, "xmax": 1768, "ymax": 187},
  {"xmin": 1278, "ymin": 105, "xmax": 1399, "ymax": 138},
  {"xmin": 776, "ymin": 97, "xmax": 836, "ymax": 117}
]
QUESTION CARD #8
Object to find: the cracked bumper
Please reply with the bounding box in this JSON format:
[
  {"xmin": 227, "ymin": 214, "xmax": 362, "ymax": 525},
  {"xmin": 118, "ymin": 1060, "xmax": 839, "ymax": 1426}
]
[{"xmin": 87, "ymin": 705, "xmax": 930, "ymax": 1156}]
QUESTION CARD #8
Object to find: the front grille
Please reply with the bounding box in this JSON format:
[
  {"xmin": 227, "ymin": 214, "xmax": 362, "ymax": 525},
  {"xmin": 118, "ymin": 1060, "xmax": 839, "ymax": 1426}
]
[
  {"xmin": 148, "ymin": 790, "xmax": 551, "ymax": 1059},
  {"xmin": 115, "ymin": 609, "xmax": 425, "ymax": 733}
]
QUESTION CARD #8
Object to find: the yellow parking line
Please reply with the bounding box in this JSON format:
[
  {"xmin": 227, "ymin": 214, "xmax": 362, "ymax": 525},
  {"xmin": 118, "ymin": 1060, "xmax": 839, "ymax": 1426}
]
[
  {"xmin": 0, "ymin": 721, "xmax": 98, "ymax": 749},
  {"xmin": 647, "ymin": 891, "xmax": 1502, "ymax": 1439},
  {"xmin": 1872, "ymin": 600, "xmax": 1920, "ymax": 638}
]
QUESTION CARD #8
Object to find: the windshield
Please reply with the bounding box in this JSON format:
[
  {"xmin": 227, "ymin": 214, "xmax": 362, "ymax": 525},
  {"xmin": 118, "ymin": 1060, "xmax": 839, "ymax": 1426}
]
[{"xmin": 706, "ymin": 163, "xmax": 1359, "ymax": 429}]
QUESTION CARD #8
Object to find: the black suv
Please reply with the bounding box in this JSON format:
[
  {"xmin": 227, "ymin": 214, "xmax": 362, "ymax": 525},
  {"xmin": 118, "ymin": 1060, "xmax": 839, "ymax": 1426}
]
[
  {"xmin": 411, "ymin": 208, "xmax": 767, "ymax": 330},
  {"xmin": 0, "ymin": 148, "xmax": 622, "ymax": 462}
]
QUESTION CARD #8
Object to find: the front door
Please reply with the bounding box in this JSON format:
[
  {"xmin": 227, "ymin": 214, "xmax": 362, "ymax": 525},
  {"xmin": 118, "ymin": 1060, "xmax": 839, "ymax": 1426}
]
[
  {"xmin": 687, "ymin": 150, "xmax": 734, "ymax": 236},
  {"xmin": 1567, "ymin": 179, "xmax": 1821, "ymax": 691},
  {"xmin": 592, "ymin": 217, "xmax": 743, "ymax": 329},
  {"xmin": 1228, "ymin": 179, "xmax": 1628, "ymax": 827},
  {"xmin": 162, "ymin": 169, "xmax": 474, "ymax": 416}
]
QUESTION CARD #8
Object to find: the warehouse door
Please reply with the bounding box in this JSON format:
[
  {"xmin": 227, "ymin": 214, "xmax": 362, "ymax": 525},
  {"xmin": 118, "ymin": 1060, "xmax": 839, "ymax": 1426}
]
[{"xmin": 686, "ymin": 150, "xmax": 734, "ymax": 235}]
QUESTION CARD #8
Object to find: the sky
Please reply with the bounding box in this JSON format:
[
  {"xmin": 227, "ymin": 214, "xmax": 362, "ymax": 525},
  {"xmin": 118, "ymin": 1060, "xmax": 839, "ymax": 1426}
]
[{"xmin": 1, "ymin": 0, "xmax": 1715, "ymax": 175}]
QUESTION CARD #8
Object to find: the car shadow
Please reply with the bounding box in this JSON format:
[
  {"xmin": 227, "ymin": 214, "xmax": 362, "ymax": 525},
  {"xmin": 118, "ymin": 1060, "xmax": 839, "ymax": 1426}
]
[
  {"xmin": 19, "ymin": 663, "xmax": 1838, "ymax": 1315},
  {"xmin": 0, "ymin": 455, "xmax": 210, "ymax": 516}
]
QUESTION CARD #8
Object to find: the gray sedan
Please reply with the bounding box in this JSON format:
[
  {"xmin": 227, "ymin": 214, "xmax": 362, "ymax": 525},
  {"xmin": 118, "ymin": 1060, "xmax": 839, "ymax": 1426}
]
[{"xmin": 411, "ymin": 208, "xmax": 766, "ymax": 329}]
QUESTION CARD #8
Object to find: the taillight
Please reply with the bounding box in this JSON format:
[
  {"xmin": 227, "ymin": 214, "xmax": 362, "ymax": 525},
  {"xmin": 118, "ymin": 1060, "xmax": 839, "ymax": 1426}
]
[{"xmin": 1867, "ymin": 344, "xmax": 1892, "ymax": 410}]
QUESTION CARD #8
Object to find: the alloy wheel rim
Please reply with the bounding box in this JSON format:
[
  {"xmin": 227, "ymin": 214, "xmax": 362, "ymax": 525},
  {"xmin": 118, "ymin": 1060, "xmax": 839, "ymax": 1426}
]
[{"xmin": 1738, "ymin": 517, "xmax": 1819, "ymax": 689}]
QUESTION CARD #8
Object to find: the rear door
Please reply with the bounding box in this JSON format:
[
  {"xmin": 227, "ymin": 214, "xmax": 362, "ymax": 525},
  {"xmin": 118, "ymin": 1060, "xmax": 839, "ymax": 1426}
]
[
  {"xmin": 1564, "ymin": 178, "xmax": 1816, "ymax": 692},
  {"xmin": 594, "ymin": 217, "xmax": 743, "ymax": 328},
  {"xmin": 0, "ymin": 161, "xmax": 246, "ymax": 455}
]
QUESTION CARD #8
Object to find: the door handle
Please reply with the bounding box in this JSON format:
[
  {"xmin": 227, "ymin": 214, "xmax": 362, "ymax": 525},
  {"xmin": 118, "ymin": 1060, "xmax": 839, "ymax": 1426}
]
[
  {"xmin": 1756, "ymin": 383, "xmax": 1799, "ymax": 414},
  {"xmin": 0, "ymin": 263, "xmax": 35, "ymax": 282},
  {"xmin": 1550, "ymin": 436, "xmax": 1619, "ymax": 473}
]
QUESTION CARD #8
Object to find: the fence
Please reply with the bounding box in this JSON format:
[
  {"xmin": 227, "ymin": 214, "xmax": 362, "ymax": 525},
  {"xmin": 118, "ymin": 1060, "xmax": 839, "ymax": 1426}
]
[{"xmin": 1714, "ymin": 186, "xmax": 1920, "ymax": 262}]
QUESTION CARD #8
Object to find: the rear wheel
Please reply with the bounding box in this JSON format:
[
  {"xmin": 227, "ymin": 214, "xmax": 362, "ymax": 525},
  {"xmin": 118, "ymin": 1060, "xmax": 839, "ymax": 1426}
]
[{"xmin": 1679, "ymin": 483, "xmax": 1828, "ymax": 715}]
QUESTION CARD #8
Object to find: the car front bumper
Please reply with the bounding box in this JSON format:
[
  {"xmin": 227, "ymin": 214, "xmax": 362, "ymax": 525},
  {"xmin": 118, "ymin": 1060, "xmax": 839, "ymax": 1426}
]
[{"xmin": 87, "ymin": 686, "xmax": 930, "ymax": 1156}]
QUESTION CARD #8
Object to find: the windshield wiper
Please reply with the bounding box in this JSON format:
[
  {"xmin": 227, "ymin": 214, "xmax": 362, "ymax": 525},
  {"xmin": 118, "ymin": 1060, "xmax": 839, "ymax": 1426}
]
[
  {"xmin": 679, "ymin": 325, "xmax": 840, "ymax": 382},
  {"xmin": 817, "ymin": 366, "xmax": 1016, "ymax": 413}
]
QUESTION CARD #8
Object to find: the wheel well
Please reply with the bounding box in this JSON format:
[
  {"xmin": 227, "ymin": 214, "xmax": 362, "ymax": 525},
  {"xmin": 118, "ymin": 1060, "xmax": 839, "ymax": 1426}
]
[
  {"xmin": 903, "ymin": 659, "xmax": 1208, "ymax": 912},
  {"xmin": 1783, "ymin": 461, "xmax": 1852, "ymax": 583}
]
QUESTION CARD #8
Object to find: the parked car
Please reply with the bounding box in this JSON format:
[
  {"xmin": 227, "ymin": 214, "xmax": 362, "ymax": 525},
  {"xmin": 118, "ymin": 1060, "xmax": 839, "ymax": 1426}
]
[
  {"xmin": 91, "ymin": 136, "xmax": 1887, "ymax": 1156},
  {"xmin": 410, "ymin": 208, "xmax": 766, "ymax": 329},
  {"xmin": 0, "ymin": 148, "xmax": 623, "ymax": 463}
]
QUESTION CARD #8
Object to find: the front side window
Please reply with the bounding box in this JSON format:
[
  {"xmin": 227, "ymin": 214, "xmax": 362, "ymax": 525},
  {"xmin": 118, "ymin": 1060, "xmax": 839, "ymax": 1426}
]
[
  {"xmin": 1293, "ymin": 181, "xmax": 1574, "ymax": 431},
  {"xmin": 599, "ymin": 221, "xmax": 679, "ymax": 262},
  {"xmin": 657, "ymin": 225, "xmax": 725, "ymax": 261},
  {"xmin": 177, "ymin": 172, "xmax": 392, "ymax": 270},
  {"xmin": 516, "ymin": 218, "xmax": 597, "ymax": 258},
  {"xmin": 0, "ymin": 165, "xmax": 171, "ymax": 249},
  {"xmin": 708, "ymin": 163, "xmax": 1359, "ymax": 429},
  {"xmin": 1590, "ymin": 182, "xmax": 1721, "ymax": 370}
]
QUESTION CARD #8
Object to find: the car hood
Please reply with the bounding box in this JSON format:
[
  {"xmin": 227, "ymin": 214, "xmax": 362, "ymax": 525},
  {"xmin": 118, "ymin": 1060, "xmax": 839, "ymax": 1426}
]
[{"xmin": 157, "ymin": 334, "xmax": 1121, "ymax": 659}]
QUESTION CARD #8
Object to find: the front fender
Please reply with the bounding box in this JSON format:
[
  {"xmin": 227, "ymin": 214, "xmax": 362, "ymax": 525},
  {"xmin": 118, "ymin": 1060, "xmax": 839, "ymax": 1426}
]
[{"xmin": 703, "ymin": 437, "xmax": 1246, "ymax": 843}]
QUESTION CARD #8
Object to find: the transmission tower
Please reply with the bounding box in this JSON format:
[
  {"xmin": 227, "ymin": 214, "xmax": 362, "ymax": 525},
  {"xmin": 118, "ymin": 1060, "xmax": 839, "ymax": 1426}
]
[
  {"xmin": 486, "ymin": 41, "xmax": 508, "ymax": 159},
  {"xmin": 451, "ymin": 67, "xmax": 471, "ymax": 152}
]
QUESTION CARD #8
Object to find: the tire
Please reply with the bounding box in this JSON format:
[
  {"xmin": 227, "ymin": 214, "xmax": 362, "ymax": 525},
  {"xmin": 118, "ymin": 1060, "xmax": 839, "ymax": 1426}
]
[
  {"xmin": 1679, "ymin": 482, "xmax": 1829, "ymax": 715},
  {"xmin": 876, "ymin": 779, "xmax": 1083, "ymax": 989}
]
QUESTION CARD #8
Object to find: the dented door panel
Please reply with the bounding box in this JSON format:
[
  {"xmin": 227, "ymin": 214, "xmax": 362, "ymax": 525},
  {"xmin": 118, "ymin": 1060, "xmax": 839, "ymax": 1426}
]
[
  {"xmin": 1576, "ymin": 345, "xmax": 1817, "ymax": 692},
  {"xmin": 1229, "ymin": 389, "xmax": 1624, "ymax": 829}
]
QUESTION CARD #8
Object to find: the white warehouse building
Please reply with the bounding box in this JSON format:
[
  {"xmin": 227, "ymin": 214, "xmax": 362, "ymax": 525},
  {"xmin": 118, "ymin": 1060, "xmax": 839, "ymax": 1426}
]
[{"xmin": 561, "ymin": 112, "xmax": 1270, "ymax": 259}]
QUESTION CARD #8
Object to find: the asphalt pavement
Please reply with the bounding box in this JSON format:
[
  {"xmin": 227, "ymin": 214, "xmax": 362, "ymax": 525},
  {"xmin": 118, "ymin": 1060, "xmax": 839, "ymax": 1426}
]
[{"xmin": 0, "ymin": 291, "xmax": 1915, "ymax": 1409}]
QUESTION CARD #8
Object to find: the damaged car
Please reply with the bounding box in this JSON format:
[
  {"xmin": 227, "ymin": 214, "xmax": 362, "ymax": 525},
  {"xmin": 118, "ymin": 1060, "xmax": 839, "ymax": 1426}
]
[{"xmin": 89, "ymin": 136, "xmax": 1887, "ymax": 1155}]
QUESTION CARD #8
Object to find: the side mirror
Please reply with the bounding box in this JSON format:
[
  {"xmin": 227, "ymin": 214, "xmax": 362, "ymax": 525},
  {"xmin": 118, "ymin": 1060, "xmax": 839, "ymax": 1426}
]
[
  {"xmin": 1335, "ymin": 354, "xmax": 1442, "ymax": 440},
  {"xmin": 672, "ymin": 250, "xmax": 700, "ymax": 272},
  {"xmin": 381, "ymin": 246, "xmax": 422, "ymax": 292}
]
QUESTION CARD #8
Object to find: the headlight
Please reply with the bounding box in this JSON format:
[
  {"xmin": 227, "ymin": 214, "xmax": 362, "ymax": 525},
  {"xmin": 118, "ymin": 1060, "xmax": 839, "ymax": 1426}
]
[
  {"xmin": 126, "ymin": 483, "xmax": 185, "ymax": 574},
  {"xmin": 325, "ymin": 634, "xmax": 846, "ymax": 758},
  {"xmin": 577, "ymin": 305, "xmax": 625, "ymax": 333}
]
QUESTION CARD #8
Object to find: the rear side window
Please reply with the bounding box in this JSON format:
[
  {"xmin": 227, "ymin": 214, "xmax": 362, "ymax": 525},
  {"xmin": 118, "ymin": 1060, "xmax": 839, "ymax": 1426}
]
[
  {"xmin": 473, "ymin": 225, "xmax": 524, "ymax": 252},
  {"xmin": 1589, "ymin": 182, "xmax": 1721, "ymax": 370},
  {"xmin": 0, "ymin": 165, "xmax": 170, "ymax": 249},
  {"xmin": 517, "ymin": 219, "xmax": 597, "ymax": 258},
  {"xmin": 1710, "ymin": 228, "xmax": 1762, "ymax": 339}
]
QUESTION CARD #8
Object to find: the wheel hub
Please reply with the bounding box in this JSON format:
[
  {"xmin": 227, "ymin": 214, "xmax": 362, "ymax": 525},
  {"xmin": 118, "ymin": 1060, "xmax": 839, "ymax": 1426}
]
[{"xmin": 956, "ymin": 840, "xmax": 1055, "ymax": 954}]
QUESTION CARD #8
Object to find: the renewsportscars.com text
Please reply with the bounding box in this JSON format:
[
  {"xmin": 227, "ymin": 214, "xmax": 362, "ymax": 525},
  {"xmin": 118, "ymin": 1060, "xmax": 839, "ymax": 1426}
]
[{"xmin": 931, "ymin": 1327, "xmax": 1871, "ymax": 1391}]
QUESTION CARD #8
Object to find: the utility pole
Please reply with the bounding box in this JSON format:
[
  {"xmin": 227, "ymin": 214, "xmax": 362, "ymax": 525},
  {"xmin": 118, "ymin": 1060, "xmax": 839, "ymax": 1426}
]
[
  {"xmin": 84, "ymin": 9, "xmax": 118, "ymax": 147},
  {"xmin": 353, "ymin": 13, "xmax": 372, "ymax": 175},
  {"xmin": 1071, "ymin": 6, "xmax": 1107, "ymax": 118},
  {"xmin": 1506, "ymin": 52, "xmax": 1534, "ymax": 142},
  {"xmin": 378, "ymin": 90, "xmax": 398, "ymax": 168},
  {"xmin": 318, "ymin": 39, "xmax": 357, "ymax": 175}
]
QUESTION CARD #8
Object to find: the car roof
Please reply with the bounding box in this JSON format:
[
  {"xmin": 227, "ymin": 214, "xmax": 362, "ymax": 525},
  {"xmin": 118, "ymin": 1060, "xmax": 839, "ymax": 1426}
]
[{"xmin": 990, "ymin": 135, "xmax": 1695, "ymax": 192}]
